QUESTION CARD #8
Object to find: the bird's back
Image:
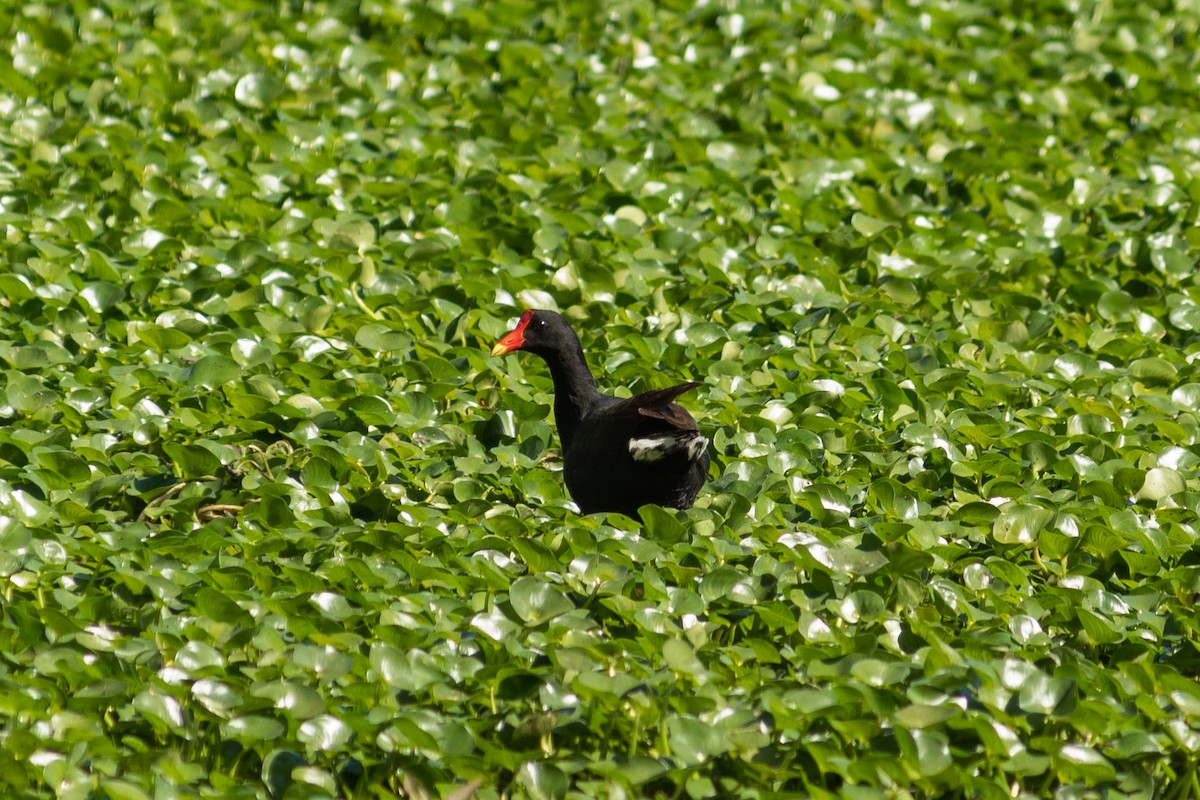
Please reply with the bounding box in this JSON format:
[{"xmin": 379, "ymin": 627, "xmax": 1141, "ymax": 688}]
[{"xmin": 562, "ymin": 384, "xmax": 709, "ymax": 517}]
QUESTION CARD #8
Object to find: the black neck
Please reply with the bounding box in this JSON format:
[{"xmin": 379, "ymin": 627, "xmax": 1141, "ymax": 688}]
[{"xmin": 544, "ymin": 340, "xmax": 599, "ymax": 448}]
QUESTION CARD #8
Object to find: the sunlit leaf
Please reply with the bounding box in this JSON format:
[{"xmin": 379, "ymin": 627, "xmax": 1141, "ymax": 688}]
[{"xmin": 509, "ymin": 577, "xmax": 574, "ymax": 624}]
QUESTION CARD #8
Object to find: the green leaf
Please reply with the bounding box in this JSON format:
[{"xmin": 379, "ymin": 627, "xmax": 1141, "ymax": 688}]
[
  {"xmin": 639, "ymin": 505, "xmax": 686, "ymax": 542},
  {"xmin": 605, "ymin": 756, "xmax": 666, "ymax": 786},
  {"xmin": 1136, "ymin": 467, "xmax": 1185, "ymax": 501},
  {"xmin": 4, "ymin": 373, "xmax": 59, "ymax": 414},
  {"xmin": 355, "ymin": 323, "xmax": 411, "ymax": 353},
  {"xmin": 163, "ymin": 443, "xmax": 222, "ymax": 478},
  {"xmin": 78, "ymin": 282, "xmax": 124, "ymax": 314},
  {"xmin": 1018, "ymin": 673, "xmax": 1073, "ymax": 715},
  {"xmin": 1055, "ymin": 744, "xmax": 1116, "ymax": 784},
  {"xmin": 132, "ymin": 689, "xmax": 185, "ymax": 733},
  {"xmin": 1076, "ymin": 608, "xmax": 1123, "ymax": 645},
  {"xmin": 851, "ymin": 212, "xmax": 894, "ymax": 237},
  {"xmin": 663, "ymin": 639, "xmax": 707, "ymax": 677},
  {"xmin": 135, "ymin": 323, "xmax": 192, "ymax": 351},
  {"xmin": 911, "ymin": 729, "xmax": 952, "ymax": 776},
  {"xmin": 29, "ymin": 448, "xmax": 90, "ymax": 483},
  {"xmin": 195, "ymin": 587, "xmax": 251, "ymax": 627},
  {"xmin": 518, "ymin": 761, "xmax": 568, "ymax": 800},
  {"xmin": 99, "ymin": 780, "xmax": 150, "ymax": 800},
  {"xmin": 667, "ymin": 717, "xmax": 725, "ymax": 766},
  {"xmin": 698, "ymin": 565, "xmax": 757, "ymax": 603},
  {"xmin": 446, "ymin": 193, "xmax": 483, "ymax": 226},
  {"xmin": 235, "ymin": 72, "xmax": 284, "ymax": 108},
  {"xmin": 187, "ymin": 355, "xmax": 242, "ymax": 389},
  {"xmin": 512, "ymin": 538, "xmax": 560, "ymax": 573},
  {"xmin": 225, "ymin": 716, "xmax": 287, "ymax": 742},
  {"xmin": 895, "ymin": 703, "xmax": 959, "ymax": 729},
  {"xmin": 509, "ymin": 577, "xmax": 574, "ymax": 624},
  {"xmin": 992, "ymin": 503, "xmax": 1054, "ymax": 545},
  {"xmin": 1131, "ymin": 357, "xmax": 1176, "ymax": 383},
  {"xmin": 261, "ymin": 750, "xmax": 307, "ymax": 799}
]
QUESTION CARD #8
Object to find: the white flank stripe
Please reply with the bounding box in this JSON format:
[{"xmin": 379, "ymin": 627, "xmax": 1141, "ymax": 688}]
[
  {"xmin": 629, "ymin": 433, "xmax": 708, "ymax": 463},
  {"xmin": 629, "ymin": 436, "xmax": 671, "ymax": 462}
]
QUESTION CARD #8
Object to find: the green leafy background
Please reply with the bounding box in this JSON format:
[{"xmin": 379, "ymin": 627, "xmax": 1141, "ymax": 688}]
[{"xmin": 1, "ymin": 0, "xmax": 1199, "ymax": 798}]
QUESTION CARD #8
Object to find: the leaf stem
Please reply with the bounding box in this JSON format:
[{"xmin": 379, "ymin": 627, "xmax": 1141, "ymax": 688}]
[{"xmin": 350, "ymin": 282, "xmax": 380, "ymax": 320}]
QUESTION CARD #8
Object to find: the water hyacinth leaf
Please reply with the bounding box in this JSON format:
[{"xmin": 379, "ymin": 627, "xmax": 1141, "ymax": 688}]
[
  {"xmin": 262, "ymin": 750, "xmax": 307, "ymax": 799},
  {"xmin": 162, "ymin": 443, "xmax": 223, "ymax": 478},
  {"xmin": 11, "ymin": 341, "xmax": 70, "ymax": 368},
  {"xmin": 912, "ymin": 729, "xmax": 953, "ymax": 776},
  {"xmin": 380, "ymin": 717, "xmax": 438, "ymax": 752},
  {"xmin": 895, "ymin": 703, "xmax": 959, "ymax": 729},
  {"xmin": 99, "ymin": 780, "xmax": 150, "ymax": 800},
  {"xmin": 194, "ymin": 587, "xmax": 252, "ymax": 629},
  {"xmin": 1076, "ymin": 608, "xmax": 1123, "ymax": 645},
  {"xmin": 297, "ymin": 714, "xmax": 352, "ymax": 751},
  {"xmin": 1018, "ymin": 674, "xmax": 1074, "ymax": 715},
  {"xmin": 3, "ymin": 489, "xmax": 54, "ymax": 525},
  {"xmin": 1005, "ymin": 750, "xmax": 1052, "ymax": 776},
  {"xmin": 253, "ymin": 683, "xmax": 325, "ymax": 720},
  {"xmin": 568, "ymin": 553, "xmax": 627, "ymax": 590},
  {"xmin": 663, "ymin": 639, "xmax": 707, "ymax": 678},
  {"xmin": 136, "ymin": 324, "xmax": 192, "ymax": 351},
  {"xmin": 187, "ymin": 355, "xmax": 242, "ymax": 389},
  {"xmin": 1172, "ymin": 384, "xmax": 1200, "ymax": 411},
  {"xmin": 993, "ymin": 504, "xmax": 1054, "ymax": 545},
  {"xmin": 332, "ymin": 218, "xmax": 376, "ymax": 251},
  {"xmin": 1150, "ymin": 246, "xmax": 1192, "ymax": 276},
  {"xmin": 699, "ymin": 565, "xmax": 758, "ymax": 604},
  {"xmin": 236, "ymin": 72, "xmax": 284, "ymax": 107},
  {"xmin": 1010, "ymin": 615, "xmax": 1045, "ymax": 644},
  {"xmin": 606, "ymin": 756, "xmax": 667, "ymax": 785},
  {"xmin": 1165, "ymin": 680, "xmax": 1200, "ymax": 720},
  {"xmin": 471, "ymin": 608, "xmax": 521, "ymax": 642},
  {"xmin": 1131, "ymin": 357, "xmax": 1176, "ymax": 383},
  {"xmin": 518, "ymin": 761, "xmax": 569, "ymax": 800},
  {"xmin": 0, "ymin": 274, "xmax": 35, "ymax": 302},
  {"xmin": 309, "ymin": 591, "xmax": 356, "ymax": 621},
  {"xmin": 639, "ymin": 505, "xmax": 686, "ymax": 542},
  {"xmin": 514, "ymin": 537, "xmax": 560, "ymax": 573},
  {"xmin": 176, "ymin": 640, "xmax": 227, "ymax": 671},
  {"xmin": 850, "ymin": 658, "xmax": 909, "ymax": 686},
  {"xmin": 1096, "ymin": 290, "xmax": 1135, "ymax": 322},
  {"xmin": 355, "ymin": 323, "xmax": 411, "ymax": 353},
  {"xmin": 574, "ymin": 670, "xmax": 641, "ymax": 700},
  {"xmin": 782, "ymin": 532, "xmax": 888, "ymax": 576},
  {"xmin": 1136, "ymin": 467, "xmax": 1185, "ymax": 502},
  {"xmin": 78, "ymin": 282, "xmax": 124, "ymax": 313},
  {"xmin": 839, "ymin": 590, "xmax": 886, "ymax": 624},
  {"xmin": 446, "ymin": 194, "xmax": 482, "ymax": 226},
  {"xmin": 1108, "ymin": 731, "xmax": 1162, "ymax": 759},
  {"xmin": 851, "ymin": 213, "xmax": 894, "ymax": 237},
  {"xmin": 30, "ymin": 449, "xmax": 88, "ymax": 485},
  {"xmin": 509, "ymin": 577, "xmax": 574, "ymax": 624},
  {"xmin": 370, "ymin": 642, "xmax": 441, "ymax": 692},
  {"xmin": 667, "ymin": 717, "xmax": 725, "ymax": 766},
  {"xmin": 5, "ymin": 374, "xmax": 59, "ymax": 414},
  {"xmin": 192, "ymin": 679, "xmax": 243, "ymax": 717},
  {"xmin": 132, "ymin": 689, "xmax": 186, "ymax": 734},
  {"xmin": 1055, "ymin": 744, "xmax": 1116, "ymax": 783}
]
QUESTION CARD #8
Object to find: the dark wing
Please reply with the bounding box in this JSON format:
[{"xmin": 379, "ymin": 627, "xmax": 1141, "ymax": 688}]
[{"xmin": 611, "ymin": 381, "xmax": 702, "ymax": 432}]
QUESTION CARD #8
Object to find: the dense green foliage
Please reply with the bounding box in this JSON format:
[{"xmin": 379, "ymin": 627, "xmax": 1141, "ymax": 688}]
[{"xmin": 2, "ymin": 0, "xmax": 1200, "ymax": 797}]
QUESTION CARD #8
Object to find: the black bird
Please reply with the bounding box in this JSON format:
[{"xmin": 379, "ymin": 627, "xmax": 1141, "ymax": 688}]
[{"xmin": 491, "ymin": 309, "xmax": 709, "ymax": 518}]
